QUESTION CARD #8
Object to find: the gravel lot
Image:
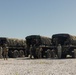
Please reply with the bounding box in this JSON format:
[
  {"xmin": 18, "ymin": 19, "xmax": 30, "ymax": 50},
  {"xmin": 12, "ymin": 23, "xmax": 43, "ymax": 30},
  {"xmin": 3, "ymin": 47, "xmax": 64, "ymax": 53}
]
[{"xmin": 0, "ymin": 57, "xmax": 76, "ymax": 75}]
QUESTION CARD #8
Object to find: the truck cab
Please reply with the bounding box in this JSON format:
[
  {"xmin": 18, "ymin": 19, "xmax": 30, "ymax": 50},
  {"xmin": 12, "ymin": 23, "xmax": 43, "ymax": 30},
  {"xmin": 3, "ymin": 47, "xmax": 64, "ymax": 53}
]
[{"xmin": 52, "ymin": 34, "xmax": 71, "ymax": 46}]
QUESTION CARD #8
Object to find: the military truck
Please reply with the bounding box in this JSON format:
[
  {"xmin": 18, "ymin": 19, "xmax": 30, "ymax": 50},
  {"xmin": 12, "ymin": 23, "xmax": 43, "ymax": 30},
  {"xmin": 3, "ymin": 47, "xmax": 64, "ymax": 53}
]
[
  {"xmin": 0, "ymin": 37, "xmax": 26, "ymax": 58},
  {"xmin": 51, "ymin": 33, "xmax": 76, "ymax": 58},
  {"xmin": 26, "ymin": 35, "xmax": 52, "ymax": 58}
]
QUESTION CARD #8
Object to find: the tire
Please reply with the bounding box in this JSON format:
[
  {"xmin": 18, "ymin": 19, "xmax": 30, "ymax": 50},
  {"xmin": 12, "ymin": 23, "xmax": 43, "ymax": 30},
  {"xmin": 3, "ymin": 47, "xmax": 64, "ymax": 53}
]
[
  {"xmin": 13, "ymin": 50, "xmax": 19, "ymax": 58},
  {"xmin": 51, "ymin": 51, "xmax": 57, "ymax": 59},
  {"xmin": 8, "ymin": 50, "xmax": 13, "ymax": 58},
  {"xmin": 73, "ymin": 49, "xmax": 76, "ymax": 58},
  {"xmin": 19, "ymin": 50, "xmax": 24, "ymax": 57}
]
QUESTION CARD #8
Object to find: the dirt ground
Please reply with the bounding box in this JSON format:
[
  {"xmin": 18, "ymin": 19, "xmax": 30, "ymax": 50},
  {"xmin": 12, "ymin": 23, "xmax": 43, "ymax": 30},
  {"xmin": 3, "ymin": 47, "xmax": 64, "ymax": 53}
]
[{"xmin": 0, "ymin": 57, "xmax": 76, "ymax": 75}]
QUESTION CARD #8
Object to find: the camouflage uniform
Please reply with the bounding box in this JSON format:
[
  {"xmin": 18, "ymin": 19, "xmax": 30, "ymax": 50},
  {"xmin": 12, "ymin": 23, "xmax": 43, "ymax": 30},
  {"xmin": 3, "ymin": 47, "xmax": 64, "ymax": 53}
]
[
  {"xmin": 0, "ymin": 46, "xmax": 3, "ymax": 58},
  {"xmin": 46, "ymin": 49, "xmax": 51, "ymax": 58},
  {"xmin": 32, "ymin": 45, "xmax": 37, "ymax": 59},
  {"xmin": 36, "ymin": 47, "xmax": 42, "ymax": 58},
  {"xmin": 38, "ymin": 47, "xmax": 42, "ymax": 58},
  {"xmin": 3, "ymin": 44, "xmax": 8, "ymax": 60},
  {"xmin": 29, "ymin": 45, "xmax": 33, "ymax": 59},
  {"xmin": 35, "ymin": 47, "xmax": 39, "ymax": 58}
]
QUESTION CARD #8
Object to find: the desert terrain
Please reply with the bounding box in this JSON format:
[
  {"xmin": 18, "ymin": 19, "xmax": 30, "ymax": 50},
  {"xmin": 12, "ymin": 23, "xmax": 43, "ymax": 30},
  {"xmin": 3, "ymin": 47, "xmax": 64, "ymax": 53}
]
[{"xmin": 0, "ymin": 57, "xmax": 76, "ymax": 75}]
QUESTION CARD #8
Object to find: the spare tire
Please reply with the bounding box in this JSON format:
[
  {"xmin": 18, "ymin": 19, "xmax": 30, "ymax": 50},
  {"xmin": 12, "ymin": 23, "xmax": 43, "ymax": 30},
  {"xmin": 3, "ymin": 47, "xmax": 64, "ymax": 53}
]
[{"xmin": 57, "ymin": 44, "xmax": 62, "ymax": 59}]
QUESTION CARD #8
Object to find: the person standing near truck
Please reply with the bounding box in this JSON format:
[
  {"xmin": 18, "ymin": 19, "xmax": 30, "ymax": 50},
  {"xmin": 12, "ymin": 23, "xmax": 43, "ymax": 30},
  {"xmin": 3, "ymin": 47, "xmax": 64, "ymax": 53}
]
[
  {"xmin": 38, "ymin": 46, "xmax": 42, "ymax": 58},
  {"xmin": 0, "ymin": 45, "xmax": 3, "ymax": 58},
  {"xmin": 3, "ymin": 44, "xmax": 8, "ymax": 60},
  {"xmin": 29, "ymin": 45, "xmax": 33, "ymax": 59}
]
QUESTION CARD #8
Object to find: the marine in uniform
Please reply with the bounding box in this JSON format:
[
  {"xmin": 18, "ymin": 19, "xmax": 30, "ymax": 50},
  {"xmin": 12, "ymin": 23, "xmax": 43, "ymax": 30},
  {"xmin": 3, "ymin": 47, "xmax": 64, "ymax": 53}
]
[
  {"xmin": 29, "ymin": 45, "xmax": 33, "ymax": 59},
  {"xmin": 0, "ymin": 46, "xmax": 3, "ymax": 58},
  {"xmin": 3, "ymin": 44, "xmax": 8, "ymax": 60}
]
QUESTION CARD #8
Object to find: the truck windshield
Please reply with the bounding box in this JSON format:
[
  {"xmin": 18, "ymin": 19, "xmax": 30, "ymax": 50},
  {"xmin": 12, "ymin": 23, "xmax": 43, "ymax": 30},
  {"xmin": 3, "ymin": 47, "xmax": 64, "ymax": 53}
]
[
  {"xmin": 0, "ymin": 38, "xmax": 7, "ymax": 45},
  {"xmin": 52, "ymin": 34, "xmax": 70, "ymax": 46},
  {"xmin": 26, "ymin": 36, "xmax": 40, "ymax": 46}
]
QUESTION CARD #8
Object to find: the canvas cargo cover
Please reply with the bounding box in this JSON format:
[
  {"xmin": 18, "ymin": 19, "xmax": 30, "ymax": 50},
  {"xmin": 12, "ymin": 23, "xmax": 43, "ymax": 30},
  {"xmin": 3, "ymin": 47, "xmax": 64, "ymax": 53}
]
[
  {"xmin": 52, "ymin": 33, "xmax": 76, "ymax": 45},
  {"xmin": 0, "ymin": 37, "xmax": 26, "ymax": 47},
  {"xmin": 26, "ymin": 35, "xmax": 52, "ymax": 46}
]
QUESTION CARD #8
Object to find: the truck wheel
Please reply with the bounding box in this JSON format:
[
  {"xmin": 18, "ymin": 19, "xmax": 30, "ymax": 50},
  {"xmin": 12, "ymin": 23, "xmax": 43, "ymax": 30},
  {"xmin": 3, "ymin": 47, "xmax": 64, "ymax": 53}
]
[
  {"xmin": 8, "ymin": 51, "xmax": 13, "ymax": 58},
  {"xmin": 19, "ymin": 50, "xmax": 24, "ymax": 57},
  {"xmin": 51, "ymin": 51, "xmax": 57, "ymax": 59},
  {"xmin": 74, "ymin": 49, "xmax": 76, "ymax": 58},
  {"xmin": 13, "ymin": 50, "xmax": 19, "ymax": 58}
]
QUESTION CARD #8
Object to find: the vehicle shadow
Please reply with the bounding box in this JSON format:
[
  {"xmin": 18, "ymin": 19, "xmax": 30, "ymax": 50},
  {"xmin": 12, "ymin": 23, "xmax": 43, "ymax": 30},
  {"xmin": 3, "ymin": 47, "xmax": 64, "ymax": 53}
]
[{"xmin": 15, "ymin": 56, "xmax": 76, "ymax": 60}]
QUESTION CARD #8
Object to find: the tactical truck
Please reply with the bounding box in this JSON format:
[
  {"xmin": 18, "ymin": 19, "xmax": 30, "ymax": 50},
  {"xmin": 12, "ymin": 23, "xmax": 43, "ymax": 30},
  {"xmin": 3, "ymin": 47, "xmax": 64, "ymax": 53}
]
[
  {"xmin": 26, "ymin": 35, "xmax": 52, "ymax": 58},
  {"xmin": 0, "ymin": 37, "xmax": 26, "ymax": 58},
  {"xmin": 51, "ymin": 33, "xmax": 76, "ymax": 58}
]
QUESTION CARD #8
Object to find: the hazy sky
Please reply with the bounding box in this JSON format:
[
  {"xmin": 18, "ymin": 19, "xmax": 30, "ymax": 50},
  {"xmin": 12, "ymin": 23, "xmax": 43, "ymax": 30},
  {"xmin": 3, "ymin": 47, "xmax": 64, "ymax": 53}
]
[{"xmin": 0, "ymin": 0, "xmax": 76, "ymax": 39}]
